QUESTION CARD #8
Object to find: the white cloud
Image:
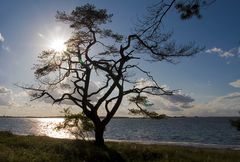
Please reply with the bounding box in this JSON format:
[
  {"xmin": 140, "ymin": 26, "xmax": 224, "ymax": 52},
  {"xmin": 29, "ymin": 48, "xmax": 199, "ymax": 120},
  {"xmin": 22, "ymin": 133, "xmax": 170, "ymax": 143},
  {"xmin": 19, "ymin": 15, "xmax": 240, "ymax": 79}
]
[
  {"xmin": 0, "ymin": 33, "xmax": 10, "ymax": 52},
  {"xmin": 38, "ymin": 33, "xmax": 44, "ymax": 38},
  {"xmin": 161, "ymin": 92, "xmax": 194, "ymax": 108},
  {"xmin": 134, "ymin": 78, "xmax": 169, "ymax": 95},
  {"xmin": 0, "ymin": 87, "xmax": 11, "ymax": 93},
  {"xmin": 221, "ymin": 51, "xmax": 234, "ymax": 57},
  {"xmin": 0, "ymin": 86, "xmax": 12, "ymax": 106},
  {"xmin": 206, "ymin": 47, "xmax": 223, "ymax": 53},
  {"xmin": 131, "ymin": 79, "xmax": 195, "ymax": 112},
  {"xmin": 1, "ymin": 45, "xmax": 10, "ymax": 52},
  {"xmin": 229, "ymin": 79, "xmax": 240, "ymax": 88},
  {"xmin": 135, "ymin": 78, "xmax": 155, "ymax": 88},
  {"xmin": 1, "ymin": 84, "xmax": 240, "ymax": 117},
  {"xmin": 206, "ymin": 46, "xmax": 240, "ymax": 58},
  {"xmin": 28, "ymin": 78, "xmax": 101, "ymax": 106},
  {"xmin": 0, "ymin": 33, "xmax": 4, "ymax": 42},
  {"xmin": 185, "ymin": 92, "xmax": 240, "ymax": 116},
  {"xmin": 0, "ymin": 86, "xmax": 77, "ymax": 116}
]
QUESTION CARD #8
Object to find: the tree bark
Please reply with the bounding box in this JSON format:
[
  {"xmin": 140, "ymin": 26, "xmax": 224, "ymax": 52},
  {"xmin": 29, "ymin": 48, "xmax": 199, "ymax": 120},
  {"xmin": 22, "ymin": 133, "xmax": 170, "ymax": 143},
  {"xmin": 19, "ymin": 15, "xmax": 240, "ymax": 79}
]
[{"xmin": 94, "ymin": 123, "xmax": 105, "ymax": 146}]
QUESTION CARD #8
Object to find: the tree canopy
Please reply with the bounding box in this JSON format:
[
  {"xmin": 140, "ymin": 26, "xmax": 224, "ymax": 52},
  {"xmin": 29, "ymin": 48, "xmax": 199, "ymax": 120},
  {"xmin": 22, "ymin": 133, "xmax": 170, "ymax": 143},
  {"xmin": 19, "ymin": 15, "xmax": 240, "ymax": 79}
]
[{"xmin": 22, "ymin": 0, "xmax": 214, "ymax": 145}]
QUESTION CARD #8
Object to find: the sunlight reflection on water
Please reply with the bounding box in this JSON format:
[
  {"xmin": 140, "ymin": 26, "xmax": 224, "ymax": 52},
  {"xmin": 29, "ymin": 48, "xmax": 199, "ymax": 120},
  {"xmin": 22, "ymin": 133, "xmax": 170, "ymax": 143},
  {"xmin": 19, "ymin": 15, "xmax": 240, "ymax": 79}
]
[
  {"xmin": 33, "ymin": 118, "xmax": 74, "ymax": 139},
  {"xmin": 1, "ymin": 117, "xmax": 240, "ymax": 147}
]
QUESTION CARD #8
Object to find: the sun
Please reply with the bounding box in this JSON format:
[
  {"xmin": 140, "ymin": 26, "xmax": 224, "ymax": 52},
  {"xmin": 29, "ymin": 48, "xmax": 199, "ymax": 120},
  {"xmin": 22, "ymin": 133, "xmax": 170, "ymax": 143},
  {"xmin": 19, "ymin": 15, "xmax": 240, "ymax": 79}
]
[{"xmin": 50, "ymin": 38, "xmax": 66, "ymax": 52}]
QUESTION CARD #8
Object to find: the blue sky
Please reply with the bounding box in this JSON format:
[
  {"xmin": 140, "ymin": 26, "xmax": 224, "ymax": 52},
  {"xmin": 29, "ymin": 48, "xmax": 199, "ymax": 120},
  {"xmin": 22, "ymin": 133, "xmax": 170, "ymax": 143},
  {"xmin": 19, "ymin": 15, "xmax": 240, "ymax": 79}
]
[{"xmin": 0, "ymin": 0, "xmax": 240, "ymax": 116}]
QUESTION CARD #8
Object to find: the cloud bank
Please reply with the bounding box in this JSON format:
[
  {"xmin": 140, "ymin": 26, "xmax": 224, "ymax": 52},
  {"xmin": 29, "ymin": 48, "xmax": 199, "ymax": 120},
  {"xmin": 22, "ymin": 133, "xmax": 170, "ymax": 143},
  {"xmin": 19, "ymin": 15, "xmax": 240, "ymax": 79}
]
[
  {"xmin": 0, "ymin": 85, "xmax": 73, "ymax": 116},
  {"xmin": 30, "ymin": 79, "xmax": 101, "ymax": 105},
  {"xmin": 229, "ymin": 79, "xmax": 240, "ymax": 88},
  {"xmin": 0, "ymin": 86, "xmax": 12, "ymax": 106},
  {"xmin": 0, "ymin": 32, "xmax": 10, "ymax": 52},
  {"xmin": 205, "ymin": 47, "xmax": 240, "ymax": 58},
  {"xmin": 185, "ymin": 92, "xmax": 240, "ymax": 116},
  {"xmin": 206, "ymin": 46, "xmax": 240, "ymax": 58},
  {"xmin": 0, "ymin": 80, "xmax": 240, "ymax": 117},
  {"xmin": 132, "ymin": 78, "xmax": 195, "ymax": 112},
  {"xmin": 0, "ymin": 33, "xmax": 4, "ymax": 42}
]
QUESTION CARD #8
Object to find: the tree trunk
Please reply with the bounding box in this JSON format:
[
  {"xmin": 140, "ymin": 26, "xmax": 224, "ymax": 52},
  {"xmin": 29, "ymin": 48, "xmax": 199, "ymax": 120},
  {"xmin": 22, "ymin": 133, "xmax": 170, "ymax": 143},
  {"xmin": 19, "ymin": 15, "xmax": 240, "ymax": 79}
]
[{"xmin": 94, "ymin": 124, "xmax": 105, "ymax": 146}]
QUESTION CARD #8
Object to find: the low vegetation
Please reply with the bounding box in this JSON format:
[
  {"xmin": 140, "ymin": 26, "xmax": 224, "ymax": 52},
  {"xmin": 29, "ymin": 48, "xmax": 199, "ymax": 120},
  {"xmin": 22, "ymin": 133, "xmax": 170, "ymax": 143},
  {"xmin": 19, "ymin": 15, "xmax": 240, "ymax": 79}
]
[{"xmin": 0, "ymin": 131, "xmax": 240, "ymax": 162}]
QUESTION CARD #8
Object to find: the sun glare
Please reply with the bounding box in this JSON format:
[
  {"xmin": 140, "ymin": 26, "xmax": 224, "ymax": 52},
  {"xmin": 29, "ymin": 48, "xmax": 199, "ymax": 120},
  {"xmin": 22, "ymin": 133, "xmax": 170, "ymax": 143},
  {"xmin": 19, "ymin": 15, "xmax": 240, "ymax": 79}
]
[{"xmin": 50, "ymin": 38, "xmax": 66, "ymax": 52}]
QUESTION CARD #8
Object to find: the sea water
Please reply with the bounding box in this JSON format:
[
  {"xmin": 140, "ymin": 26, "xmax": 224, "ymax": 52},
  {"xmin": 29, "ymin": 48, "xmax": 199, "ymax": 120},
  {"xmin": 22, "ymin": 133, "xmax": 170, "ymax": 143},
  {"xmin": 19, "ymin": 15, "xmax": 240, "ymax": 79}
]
[{"xmin": 0, "ymin": 117, "xmax": 240, "ymax": 148}]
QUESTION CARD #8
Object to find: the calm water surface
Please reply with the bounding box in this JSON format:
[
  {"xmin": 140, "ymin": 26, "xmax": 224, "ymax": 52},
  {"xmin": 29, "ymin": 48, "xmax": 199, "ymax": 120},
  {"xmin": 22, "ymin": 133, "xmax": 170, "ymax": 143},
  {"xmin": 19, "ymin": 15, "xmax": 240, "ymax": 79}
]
[{"xmin": 0, "ymin": 117, "xmax": 240, "ymax": 147}]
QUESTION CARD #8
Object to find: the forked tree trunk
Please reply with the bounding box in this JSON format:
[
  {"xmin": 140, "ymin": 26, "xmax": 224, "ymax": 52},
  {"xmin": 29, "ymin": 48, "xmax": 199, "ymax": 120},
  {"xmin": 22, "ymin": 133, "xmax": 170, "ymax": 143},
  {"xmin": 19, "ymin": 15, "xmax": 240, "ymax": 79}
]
[{"xmin": 94, "ymin": 123, "xmax": 105, "ymax": 146}]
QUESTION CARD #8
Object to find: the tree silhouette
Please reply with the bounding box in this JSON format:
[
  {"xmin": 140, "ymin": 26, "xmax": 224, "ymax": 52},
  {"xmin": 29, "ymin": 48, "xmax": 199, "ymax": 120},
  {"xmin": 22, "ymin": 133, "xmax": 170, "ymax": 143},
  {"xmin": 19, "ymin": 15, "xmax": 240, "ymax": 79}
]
[
  {"xmin": 230, "ymin": 112, "xmax": 240, "ymax": 131},
  {"xmin": 22, "ymin": 0, "xmax": 214, "ymax": 146}
]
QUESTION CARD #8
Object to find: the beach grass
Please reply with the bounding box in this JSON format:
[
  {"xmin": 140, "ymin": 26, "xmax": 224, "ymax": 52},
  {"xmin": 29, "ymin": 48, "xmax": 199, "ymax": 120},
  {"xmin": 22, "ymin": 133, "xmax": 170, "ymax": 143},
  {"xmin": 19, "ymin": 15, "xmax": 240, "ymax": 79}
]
[{"xmin": 0, "ymin": 131, "xmax": 240, "ymax": 162}]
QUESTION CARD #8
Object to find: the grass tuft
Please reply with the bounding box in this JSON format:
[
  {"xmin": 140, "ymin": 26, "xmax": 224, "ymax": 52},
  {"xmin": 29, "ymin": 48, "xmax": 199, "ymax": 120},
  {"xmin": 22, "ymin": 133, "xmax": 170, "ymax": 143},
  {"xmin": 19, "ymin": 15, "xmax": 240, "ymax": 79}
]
[{"xmin": 0, "ymin": 131, "xmax": 240, "ymax": 162}]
